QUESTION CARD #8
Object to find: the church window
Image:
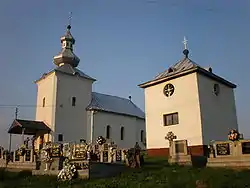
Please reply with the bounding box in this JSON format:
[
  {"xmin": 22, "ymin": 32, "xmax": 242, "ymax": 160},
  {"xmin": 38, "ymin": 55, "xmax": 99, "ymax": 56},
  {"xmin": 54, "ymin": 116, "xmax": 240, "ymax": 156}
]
[
  {"xmin": 163, "ymin": 83, "xmax": 175, "ymax": 97},
  {"xmin": 106, "ymin": 125, "xmax": 111, "ymax": 139},
  {"xmin": 140, "ymin": 130, "xmax": 144, "ymax": 142},
  {"xmin": 120, "ymin": 127, "xmax": 124, "ymax": 140},
  {"xmin": 72, "ymin": 97, "xmax": 76, "ymax": 106},
  {"xmin": 213, "ymin": 84, "xmax": 220, "ymax": 96},
  {"xmin": 163, "ymin": 112, "xmax": 179, "ymax": 126},
  {"xmin": 42, "ymin": 97, "xmax": 46, "ymax": 107},
  {"xmin": 58, "ymin": 134, "xmax": 63, "ymax": 142}
]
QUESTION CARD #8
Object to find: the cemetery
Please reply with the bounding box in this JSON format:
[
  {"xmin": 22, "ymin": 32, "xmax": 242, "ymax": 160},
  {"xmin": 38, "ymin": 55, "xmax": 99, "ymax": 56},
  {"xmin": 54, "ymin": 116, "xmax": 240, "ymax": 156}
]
[{"xmin": 0, "ymin": 135, "xmax": 144, "ymax": 180}]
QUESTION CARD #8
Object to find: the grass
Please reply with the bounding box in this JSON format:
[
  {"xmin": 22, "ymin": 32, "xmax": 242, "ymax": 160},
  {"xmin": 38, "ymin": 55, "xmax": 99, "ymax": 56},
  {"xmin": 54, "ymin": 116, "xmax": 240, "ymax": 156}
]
[{"xmin": 1, "ymin": 157, "xmax": 250, "ymax": 188}]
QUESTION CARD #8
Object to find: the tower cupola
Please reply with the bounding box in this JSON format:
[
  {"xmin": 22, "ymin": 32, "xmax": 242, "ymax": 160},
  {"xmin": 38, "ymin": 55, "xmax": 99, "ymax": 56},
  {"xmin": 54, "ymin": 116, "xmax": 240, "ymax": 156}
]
[{"xmin": 53, "ymin": 24, "xmax": 80, "ymax": 67}]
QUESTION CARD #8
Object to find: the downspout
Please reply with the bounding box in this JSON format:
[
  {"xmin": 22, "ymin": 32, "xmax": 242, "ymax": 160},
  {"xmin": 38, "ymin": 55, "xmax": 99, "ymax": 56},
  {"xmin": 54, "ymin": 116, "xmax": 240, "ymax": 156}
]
[
  {"xmin": 90, "ymin": 110, "xmax": 96, "ymax": 143},
  {"xmin": 51, "ymin": 73, "xmax": 57, "ymax": 142}
]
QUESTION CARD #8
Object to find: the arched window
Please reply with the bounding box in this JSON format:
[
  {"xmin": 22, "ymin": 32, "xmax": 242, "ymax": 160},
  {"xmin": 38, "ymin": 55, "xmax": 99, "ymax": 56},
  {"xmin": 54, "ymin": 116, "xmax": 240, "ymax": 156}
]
[
  {"xmin": 106, "ymin": 125, "xmax": 111, "ymax": 139},
  {"xmin": 140, "ymin": 130, "xmax": 144, "ymax": 142},
  {"xmin": 42, "ymin": 97, "xmax": 46, "ymax": 107},
  {"xmin": 120, "ymin": 127, "xmax": 124, "ymax": 140}
]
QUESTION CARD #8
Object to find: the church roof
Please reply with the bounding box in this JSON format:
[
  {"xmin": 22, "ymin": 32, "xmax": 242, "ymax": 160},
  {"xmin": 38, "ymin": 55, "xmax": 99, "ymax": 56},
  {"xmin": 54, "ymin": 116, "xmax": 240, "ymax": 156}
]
[
  {"xmin": 87, "ymin": 92, "xmax": 145, "ymax": 119},
  {"xmin": 139, "ymin": 57, "xmax": 236, "ymax": 89},
  {"xmin": 35, "ymin": 64, "xmax": 96, "ymax": 83}
]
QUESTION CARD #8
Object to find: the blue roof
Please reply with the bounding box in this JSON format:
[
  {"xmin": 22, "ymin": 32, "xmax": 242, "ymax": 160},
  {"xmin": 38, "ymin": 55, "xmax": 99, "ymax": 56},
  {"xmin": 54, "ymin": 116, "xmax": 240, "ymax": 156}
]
[{"xmin": 87, "ymin": 92, "xmax": 145, "ymax": 119}]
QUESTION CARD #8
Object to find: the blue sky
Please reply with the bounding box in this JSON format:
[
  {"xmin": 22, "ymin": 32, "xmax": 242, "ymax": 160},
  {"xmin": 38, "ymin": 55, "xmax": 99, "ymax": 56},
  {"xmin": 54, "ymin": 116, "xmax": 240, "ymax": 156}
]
[{"xmin": 0, "ymin": 0, "xmax": 249, "ymax": 148}]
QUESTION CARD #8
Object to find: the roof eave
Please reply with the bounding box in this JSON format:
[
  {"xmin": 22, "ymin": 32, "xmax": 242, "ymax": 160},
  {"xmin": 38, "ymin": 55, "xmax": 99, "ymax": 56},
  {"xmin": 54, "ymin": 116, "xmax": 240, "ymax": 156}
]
[
  {"xmin": 197, "ymin": 68, "xmax": 237, "ymax": 88},
  {"xmin": 138, "ymin": 67, "xmax": 237, "ymax": 89},
  {"xmin": 86, "ymin": 108, "xmax": 145, "ymax": 120},
  {"xmin": 138, "ymin": 68, "xmax": 198, "ymax": 88},
  {"xmin": 34, "ymin": 70, "xmax": 55, "ymax": 84},
  {"xmin": 55, "ymin": 70, "xmax": 97, "ymax": 82}
]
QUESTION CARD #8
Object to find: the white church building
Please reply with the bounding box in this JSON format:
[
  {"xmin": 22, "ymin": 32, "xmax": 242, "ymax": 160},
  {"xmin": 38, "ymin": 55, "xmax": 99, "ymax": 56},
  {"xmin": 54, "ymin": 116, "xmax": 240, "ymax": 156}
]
[
  {"xmin": 139, "ymin": 40, "xmax": 238, "ymax": 157},
  {"xmin": 8, "ymin": 24, "xmax": 145, "ymax": 150}
]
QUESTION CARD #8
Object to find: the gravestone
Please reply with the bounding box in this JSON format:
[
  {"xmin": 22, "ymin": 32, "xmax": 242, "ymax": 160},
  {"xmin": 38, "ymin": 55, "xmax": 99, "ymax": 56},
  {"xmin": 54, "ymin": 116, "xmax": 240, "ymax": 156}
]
[
  {"xmin": 25, "ymin": 149, "xmax": 31, "ymax": 161},
  {"xmin": 73, "ymin": 144, "xmax": 87, "ymax": 159},
  {"xmin": 172, "ymin": 140, "xmax": 188, "ymax": 156},
  {"xmin": 242, "ymin": 142, "xmax": 250, "ymax": 154},
  {"xmin": 103, "ymin": 151, "xmax": 108, "ymax": 162},
  {"xmin": 63, "ymin": 143, "xmax": 71, "ymax": 158},
  {"xmin": 116, "ymin": 150, "xmax": 122, "ymax": 162},
  {"xmin": 51, "ymin": 143, "xmax": 61, "ymax": 158},
  {"xmin": 168, "ymin": 140, "xmax": 191, "ymax": 165},
  {"xmin": 216, "ymin": 143, "xmax": 230, "ymax": 156},
  {"xmin": 103, "ymin": 144, "xmax": 109, "ymax": 151}
]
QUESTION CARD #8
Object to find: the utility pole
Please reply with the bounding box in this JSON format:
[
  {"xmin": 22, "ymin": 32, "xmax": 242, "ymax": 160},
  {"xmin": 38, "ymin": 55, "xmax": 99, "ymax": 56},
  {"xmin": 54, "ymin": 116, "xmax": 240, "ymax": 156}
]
[
  {"xmin": 9, "ymin": 107, "xmax": 18, "ymax": 153},
  {"xmin": 15, "ymin": 107, "xmax": 18, "ymax": 119}
]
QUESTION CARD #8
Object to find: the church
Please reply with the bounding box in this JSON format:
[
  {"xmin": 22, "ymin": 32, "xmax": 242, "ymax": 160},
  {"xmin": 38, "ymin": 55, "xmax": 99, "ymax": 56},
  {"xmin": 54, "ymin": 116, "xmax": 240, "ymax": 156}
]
[
  {"xmin": 8, "ymin": 24, "xmax": 146, "ymax": 150},
  {"xmin": 139, "ymin": 38, "xmax": 238, "ymax": 157}
]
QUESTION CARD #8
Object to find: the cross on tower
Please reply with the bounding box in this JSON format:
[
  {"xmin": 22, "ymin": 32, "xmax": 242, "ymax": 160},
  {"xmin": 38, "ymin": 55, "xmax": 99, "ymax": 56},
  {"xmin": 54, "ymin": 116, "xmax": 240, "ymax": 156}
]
[
  {"xmin": 182, "ymin": 36, "xmax": 188, "ymax": 50},
  {"xmin": 68, "ymin": 12, "xmax": 73, "ymax": 26}
]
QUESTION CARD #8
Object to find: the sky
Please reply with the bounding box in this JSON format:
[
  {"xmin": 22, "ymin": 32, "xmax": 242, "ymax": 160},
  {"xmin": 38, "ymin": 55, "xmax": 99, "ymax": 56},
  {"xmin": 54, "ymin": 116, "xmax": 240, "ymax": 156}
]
[{"xmin": 0, "ymin": 0, "xmax": 249, "ymax": 149}]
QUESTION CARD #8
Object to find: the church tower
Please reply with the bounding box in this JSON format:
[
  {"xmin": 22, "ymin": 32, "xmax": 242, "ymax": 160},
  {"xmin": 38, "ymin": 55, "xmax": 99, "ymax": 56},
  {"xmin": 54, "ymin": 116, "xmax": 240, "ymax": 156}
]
[
  {"xmin": 139, "ymin": 37, "xmax": 238, "ymax": 157},
  {"xmin": 35, "ymin": 24, "xmax": 96, "ymax": 143}
]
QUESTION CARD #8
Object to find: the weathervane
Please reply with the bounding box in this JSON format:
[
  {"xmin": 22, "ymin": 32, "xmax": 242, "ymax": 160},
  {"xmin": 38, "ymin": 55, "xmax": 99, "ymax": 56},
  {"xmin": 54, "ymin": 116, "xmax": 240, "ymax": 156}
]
[{"xmin": 183, "ymin": 36, "xmax": 188, "ymax": 50}]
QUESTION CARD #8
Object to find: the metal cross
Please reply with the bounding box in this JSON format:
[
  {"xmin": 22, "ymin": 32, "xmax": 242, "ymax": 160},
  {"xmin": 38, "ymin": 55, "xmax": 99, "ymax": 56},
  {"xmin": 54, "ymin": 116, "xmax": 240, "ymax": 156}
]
[
  {"xmin": 68, "ymin": 12, "xmax": 73, "ymax": 26},
  {"xmin": 183, "ymin": 36, "xmax": 188, "ymax": 50}
]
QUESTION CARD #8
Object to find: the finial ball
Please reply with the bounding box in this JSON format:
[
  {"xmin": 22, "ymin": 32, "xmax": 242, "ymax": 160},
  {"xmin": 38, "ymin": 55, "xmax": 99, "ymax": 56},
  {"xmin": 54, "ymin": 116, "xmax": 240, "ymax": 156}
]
[
  {"xmin": 183, "ymin": 49, "xmax": 189, "ymax": 58},
  {"xmin": 67, "ymin": 25, "xmax": 71, "ymax": 30}
]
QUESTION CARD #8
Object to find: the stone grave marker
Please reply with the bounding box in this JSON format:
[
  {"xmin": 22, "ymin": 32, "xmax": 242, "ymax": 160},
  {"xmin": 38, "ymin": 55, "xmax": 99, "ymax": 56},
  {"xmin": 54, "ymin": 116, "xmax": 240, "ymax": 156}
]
[
  {"xmin": 116, "ymin": 150, "xmax": 122, "ymax": 162},
  {"xmin": 25, "ymin": 149, "xmax": 31, "ymax": 162},
  {"xmin": 241, "ymin": 141, "xmax": 250, "ymax": 154},
  {"xmin": 51, "ymin": 143, "xmax": 61, "ymax": 158},
  {"xmin": 103, "ymin": 151, "xmax": 108, "ymax": 162},
  {"xmin": 216, "ymin": 143, "xmax": 230, "ymax": 156},
  {"xmin": 173, "ymin": 140, "xmax": 188, "ymax": 156}
]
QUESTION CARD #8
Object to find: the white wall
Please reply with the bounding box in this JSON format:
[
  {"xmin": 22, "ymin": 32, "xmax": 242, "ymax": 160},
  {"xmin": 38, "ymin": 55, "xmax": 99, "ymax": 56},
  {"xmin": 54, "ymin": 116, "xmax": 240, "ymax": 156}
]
[
  {"xmin": 54, "ymin": 71, "xmax": 94, "ymax": 142},
  {"xmin": 197, "ymin": 74, "xmax": 238, "ymax": 144},
  {"xmin": 35, "ymin": 72, "xmax": 57, "ymax": 142},
  {"xmin": 91, "ymin": 111, "xmax": 146, "ymax": 149},
  {"xmin": 144, "ymin": 73, "xmax": 203, "ymax": 149}
]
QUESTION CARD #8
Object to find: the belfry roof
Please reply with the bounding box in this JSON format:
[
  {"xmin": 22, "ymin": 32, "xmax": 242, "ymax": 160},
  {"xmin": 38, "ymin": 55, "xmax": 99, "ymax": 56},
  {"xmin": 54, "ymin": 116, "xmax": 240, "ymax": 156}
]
[
  {"xmin": 87, "ymin": 92, "xmax": 145, "ymax": 119},
  {"xmin": 139, "ymin": 57, "xmax": 236, "ymax": 89},
  {"xmin": 35, "ymin": 64, "xmax": 96, "ymax": 83}
]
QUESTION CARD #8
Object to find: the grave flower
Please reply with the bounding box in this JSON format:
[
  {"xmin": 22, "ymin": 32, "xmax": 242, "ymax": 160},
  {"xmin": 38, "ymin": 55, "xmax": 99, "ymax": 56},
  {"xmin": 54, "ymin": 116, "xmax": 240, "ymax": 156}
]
[
  {"xmin": 17, "ymin": 144, "xmax": 26, "ymax": 156},
  {"xmin": 58, "ymin": 158, "xmax": 77, "ymax": 181},
  {"xmin": 96, "ymin": 136, "xmax": 106, "ymax": 145},
  {"xmin": 228, "ymin": 129, "xmax": 240, "ymax": 142}
]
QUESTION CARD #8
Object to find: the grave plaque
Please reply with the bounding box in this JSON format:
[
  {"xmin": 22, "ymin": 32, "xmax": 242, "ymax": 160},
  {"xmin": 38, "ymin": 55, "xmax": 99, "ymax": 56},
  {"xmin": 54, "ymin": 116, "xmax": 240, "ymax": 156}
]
[
  {"xmin": 116, "ymin": 150, "xmax": 121, "ymax": 161},
  {"xmin": 51, "ymin": 144, "xmax": 61, "ymax": 157},
  {"xmin": 216, "ymin": 143, "xmax": 230, "ymax": 155},
  {"xmin": 103, "ymin": 151, "xmax": 108, "ymax": 162},
  {"xmin": 95, "ymin": 144, "xmax": 99, "ymax": 151},
  {"xmin": 74, "ymin": 144, "xmax": 87, "ymax": 159},
  {"xmin": 104, "ymin": 144, "xmax": 109, "ymax": 151},
  {"xmin": 175, "ymin": 142, "xmax": 185, "ymax": 154},
  {"xmin": 242, "ymin": 142, "xmax": 250, "ymax": 154},
  {"xmin": 25, "ymin": 149, "xmax": 31, "ymax": 161}
]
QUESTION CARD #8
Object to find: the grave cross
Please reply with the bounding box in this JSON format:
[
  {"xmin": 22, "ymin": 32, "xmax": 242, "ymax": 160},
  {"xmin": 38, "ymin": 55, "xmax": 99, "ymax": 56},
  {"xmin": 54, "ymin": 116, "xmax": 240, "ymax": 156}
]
[
  {"xmin": 68, "ymin": 12, "xmax": 73, "ymax": 26},
  {"xmin": 165, "ymin": 131, "xmax": 177, "ymax": 142}
]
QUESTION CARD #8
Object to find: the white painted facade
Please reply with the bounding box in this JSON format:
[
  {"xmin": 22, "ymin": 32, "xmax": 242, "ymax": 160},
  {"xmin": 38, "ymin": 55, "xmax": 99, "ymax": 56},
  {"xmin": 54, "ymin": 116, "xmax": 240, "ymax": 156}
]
[
  {"xmin": 34, "ymin": 25, "xmax": 145, "ymax": 149},
  {"xmin": 86, "ymin": 111, "xmax": 145, "ymax": 149},
  {"xmin": 141, "ymin": 62, "xmax": 238, "ymax": 150}
]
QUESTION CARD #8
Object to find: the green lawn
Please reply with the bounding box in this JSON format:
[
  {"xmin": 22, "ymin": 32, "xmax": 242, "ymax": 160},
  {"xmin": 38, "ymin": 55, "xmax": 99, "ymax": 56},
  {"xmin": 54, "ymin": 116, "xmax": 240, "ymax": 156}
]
[{"xmin": 1, "ymin": 157, "xmax": 250, "ymax": 188}]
